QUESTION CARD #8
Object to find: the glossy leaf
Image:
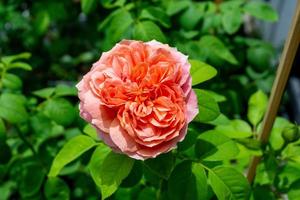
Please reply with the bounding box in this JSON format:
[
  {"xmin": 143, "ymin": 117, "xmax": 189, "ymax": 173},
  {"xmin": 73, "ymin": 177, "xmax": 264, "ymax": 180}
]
[
  {"xmin": 48, "ymin": 135, "xmax": 96, "ymax": 177},
  {"xmin": 215, "ymin": 119, "xmax": 253, "ymax": 138},
  {"xmin": 196, "ymin": 130, "xmax": 239, "ymax": 161},
  {"xmin": 189, "ymin": 59, "xmax": 217, "ymax": 85},
  {"xmin": 98, "ymin": 152, "xmax": 134, "ymax": 199},
  {"xmin": 209, "ymin": 167, "xmax": 250, "ymax": 200},
  {"xmin": 194, "ymin": 89, "xmax": 220, "ymax": 122}
]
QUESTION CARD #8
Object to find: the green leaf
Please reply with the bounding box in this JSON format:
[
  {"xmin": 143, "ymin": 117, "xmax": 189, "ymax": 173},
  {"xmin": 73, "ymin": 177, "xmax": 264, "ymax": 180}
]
[
  {"xmin": 209, "ymin": 167, "xmax": 250, "ymax": 200},
  {"xmin": 88, "ymin": 144, "xmax": 111, "ymax": 187},
  {"xmin": 189, "ymin": 59, "xmax": 217, "ymax": 85},
  {"xmin": 195, "ymin": 130, "xmax": 239, "ymax": 161},
  {"xmin": 199, "ymin": 35, "xmax": 238, "ymax": 65},
  {"xmin": 83, "ymin": 124, "xmax": 99, "ymax": 141},
  {"xmin": 100, "ymin": 0, "xmax": 126, "ymax": 8},
  {"xmin": 137, "ymin": 187, "xmax": 156, "ymax": 200},
  {"xmin": 222, "ymin": 9, "xmax": 242, "ymax": 34},
  {"xmin": 133, "ymin": 21, "xmax": 166, "ymax": 43},
  {"xmin": 33, "ymin": 87, "xmax": 55, "ymax": 99},
  {"xmin": 167, "ymin": 161, "xmax": 208, "ymax": 200},
  {"xmin": 288, "ymin": 180, "xmax": 300, "ymax": 200},
  {"xmin": 0, "ymin": 93, "xmax": 28, "ymax": 124},
  {"xmin": 1, "ymin": 52, "xmax": 31, "ymax": 64},
  {"xmin": 34, "ymin": 11, "xmax": 50, "ymax": 35},
  {"xmin": 121, "ymin": 161, "xmax": 143, "ymax": 187},
  {"xmin": 2, "ymin": 73, "xmax": 22, "ymax": 90},
  {"xmin": 54, "ymin": 84, "xmax": 77, "ymax": 97},
  {"xmin": 215, "ymin": 119, "xmax": 253, "ymax": 138},
  {"xmin": 166, "ymin": 0, "xmax": 190, "ymax": 16},
  {"xmin": 140, "ymin": 7, "xmax": 171, "ymax": 28},
  {"xmin": 20, "ymin": 163, "xmax": 46, "ymax": 198},
  {"xmin": 98, "ymin": 152, "xmax": 134, "ymax": 199},
  {"xmin": 104, "ymin": 9, "xmax": 133, "ymax": 44},
  {"xmin": 269, "ymin": 117, "xmax": 291, "ymax": 150},
  {"xmin": 199, "ymin": 90, "xmax": 226, "ymax": 102},
  {"xmin": 44, "ymin": 98, "xmax": 76, "ymax": 126},
  {"xmin": 48, "ymin": 135, "xmax": 96, "ymax": 177},
  {"xmin": 81, "ymin": 0, "xmax": 97, "ymax": 14},
  {"xmin": 179, "ymin": 4, "xmax": 205, "ymax": 30},
  {"xmin": 0, "ymin": 140, "xmax": 11, "ymax": 164},
  {"xmin": 247, "ymin": 90, "xmax": 268, "ymax": 126},
  {"xmin": 194, "ymin": 89, "xmax": 220, "ymax": 122},
  {"xmin": 44, "ymin": 177, "xmax": 70, "ymax": 200},
  {"xmin": 8, "ymin": 62, "xmax": 32, "ymax": 71},
  {"xmin": 243, "ymin": 2, "xmax": 278, "ymax": 22},
  {"xmin": 0, "ymin": 118, "xmax": 5, "ymax": 136},
  {"xmin": 144, "ymin": 152, "xmax": 175, "ymax": 179}
]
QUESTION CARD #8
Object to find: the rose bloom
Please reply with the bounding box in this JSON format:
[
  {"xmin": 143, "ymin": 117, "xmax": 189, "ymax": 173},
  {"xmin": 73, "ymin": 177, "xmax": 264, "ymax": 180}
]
[{"xmin": 77, "ymin": 40, "xmax": 198, "ymax": 160}]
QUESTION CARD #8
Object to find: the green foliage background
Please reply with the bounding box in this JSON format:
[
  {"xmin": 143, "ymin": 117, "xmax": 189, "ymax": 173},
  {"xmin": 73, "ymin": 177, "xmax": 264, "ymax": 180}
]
[{"xmin": 1, "ymin": 0, "xmax": 300, "ymax": 200}]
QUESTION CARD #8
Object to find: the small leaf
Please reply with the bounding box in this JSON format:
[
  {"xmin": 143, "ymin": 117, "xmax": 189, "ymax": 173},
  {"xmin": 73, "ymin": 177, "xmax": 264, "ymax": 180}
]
[
  {"xmin": 99, "ymin": 152, "xmax": 134, "ymax": 199},
  {"xmin": 48, "ymin": 135, "xmax": 96, "ymax": 177},
  {"xmin": 137, "ymin": 187, "xmax": 156, "ymax": 200},
  {"xmin": 0, "ymin": 93, "xmax": 28, "ymax": 124},
  {"xmin": 1, "ymin": 52, "xmax": 31, "ymax": 64},
  {"xmin": 44, "ymin": 177, "xmax": 70, "ymax": 200},
  {"xmin": 199, "ymin": 90, "xmax": 226, "ymax": 102},
  {"xmin": 133, "ymin": 21, "xmax": 166, "ymax": 43},
  {"xmin": 199, "ymin": 35, "xmax": 238, "ymax": 65},
  {"xmin": 244, "ymin": 2, "xmax": 278, "ymax": 22},
  {"xmin": 2, "ymin": 73, "xmax": 22, "ymax": 90},
  {"xmin": 140, "ymin": 7, "xmax": 171, "ymax": 28},
  {"xmin": 215, "ymin": 119, "xmax": 253, "ymax": 138},
  {"xmin": 144, "ymin": 152, "xmax": 175, "ymax": 179},
  {"xmin": 33, "ymin": 87, "xmax": 55, "ymax": 99},
  {"xmin": 194, "ymin": 89, "xmax": 220, "ymax": 122},
  {"xmin": 83, "ymin": 124, "xmax": 99, "ymax": 141},
  {"xmin": 222, "ymin": 9, "xmax": 242, "ymax": 34},
  {"xmin": 54, "ymin": 84, "xmax": 77, "ymax": 97},
  {"xmin": 247, "ymin": 90, "xmax": 268, "ymax": 126},
  {"xmin": 166, "ymin": 0, "xmax": 190, "ymax": 16},
  {"xmin": 88, "ymin": 144, "xmax": 111, "ymax": 187},
  {"xmin": 8, "ymin": 62, "xmax": 32, "ymax": 71},
  {"xmin": 20, "ymin": 163, "xmax": 45, "ymax": 197},
  {"xmin": 195, "ymin": 130, "xmax": 239, "ymax": 161},
  {"xmin": 209, "ymin": 167, "xmax": 250, "ymax": 200},
  {"xmin": 288, "ymin": 179, "xmax": 300, "ymax": 200},
  {"xmin": 189, "ymin": 60, "xmax": 217, "ymax": 85},
  {"xmin": 44, "ymin": 98, "xmax": 76, "ymax": 126},
  {"xmin": 168, "ymin": 161, "xmax": 207, "ymax": 200},
  {"xmin": 81, "ymin": 0, "xmax": 97, "ymax": 14}
]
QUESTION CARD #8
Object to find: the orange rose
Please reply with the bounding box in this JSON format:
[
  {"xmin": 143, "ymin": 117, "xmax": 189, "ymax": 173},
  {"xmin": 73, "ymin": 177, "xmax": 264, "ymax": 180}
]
[{"xmin": 77, "ymin": 40, "xmax": 198, "ymax": 159}]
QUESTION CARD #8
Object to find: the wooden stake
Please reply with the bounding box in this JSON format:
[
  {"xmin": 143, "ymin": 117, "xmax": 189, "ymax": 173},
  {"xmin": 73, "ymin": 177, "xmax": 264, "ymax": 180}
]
[{"xmin": 247, "ymin": 2, "xmax": 300, "ymax": 184}]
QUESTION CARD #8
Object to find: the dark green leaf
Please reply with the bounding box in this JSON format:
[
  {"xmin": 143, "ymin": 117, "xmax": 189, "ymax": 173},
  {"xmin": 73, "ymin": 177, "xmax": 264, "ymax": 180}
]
[
  {"xmin": 137, "ymin": 187, "xmax": 156, "ymax": 200},
  {"xmin": 81, "ymin": 0, "xmax": 97, "ymax": 14},
  {"xmin": 144, "ymin": 152, "xmax": 174, "ymax": 179},
  {"xmin": 48, "ymin": 135, "xmax": 96, "ymax": 177},
  {"xmin": 168, "ymin": 161, "xmax": 207, "ymax": 200},
  {"xmin": 20, "ymin": 163, "xmax": 45, "ymax": 198},
  {"xmin": 44, "ymin": 177, "xmax": 70, "ymax": 200},
  {"xmin": 140, "ymin": 7, "xmax": 171, "ymax": 28},
  {"xmin": 288, "ymin": 180, "xmax": 300, "ymax": 200}
]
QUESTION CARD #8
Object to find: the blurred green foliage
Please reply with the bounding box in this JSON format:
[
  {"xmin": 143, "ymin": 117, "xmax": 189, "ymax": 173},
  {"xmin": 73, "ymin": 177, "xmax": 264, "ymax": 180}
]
[{"xmin": 1, "ymin": 0, "xmax": 299, "ymax": 200}]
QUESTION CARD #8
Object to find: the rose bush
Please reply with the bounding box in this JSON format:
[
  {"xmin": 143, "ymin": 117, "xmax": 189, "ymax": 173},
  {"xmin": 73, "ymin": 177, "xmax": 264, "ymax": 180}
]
[{"xmin": 77, "ymin": 40, "xmax": 198, "ymax": 159}]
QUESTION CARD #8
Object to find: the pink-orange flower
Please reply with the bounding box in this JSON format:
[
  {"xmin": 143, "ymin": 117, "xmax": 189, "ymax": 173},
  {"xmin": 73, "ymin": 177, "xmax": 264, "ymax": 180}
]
[{"xmin": 77, "ymin": 40, "xmax": 198, "ymax": 159}]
